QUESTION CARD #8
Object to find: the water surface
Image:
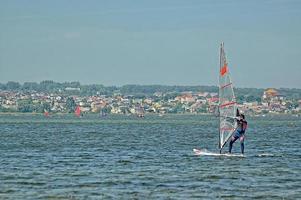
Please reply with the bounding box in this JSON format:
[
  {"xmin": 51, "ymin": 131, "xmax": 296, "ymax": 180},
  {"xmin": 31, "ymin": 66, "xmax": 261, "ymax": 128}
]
[{"xmin": 0, "ymin": 114, "xmax": 300, "ymax": 199}]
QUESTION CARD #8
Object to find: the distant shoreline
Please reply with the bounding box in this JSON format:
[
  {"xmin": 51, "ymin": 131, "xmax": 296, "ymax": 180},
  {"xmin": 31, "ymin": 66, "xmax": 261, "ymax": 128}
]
[{"xmin": 0, "ymin": 112, "xmax": 298, "ymax": 117}]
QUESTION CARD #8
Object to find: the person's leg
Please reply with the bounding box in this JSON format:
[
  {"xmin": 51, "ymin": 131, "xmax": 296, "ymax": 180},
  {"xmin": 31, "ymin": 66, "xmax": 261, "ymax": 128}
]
[
  {"xmin": 240, "ymin": 135, "xmax": 245, "ymax": 154},
  {"xmin": 229, "ymin": 135, "xmax": 239, "ymax": 153}
]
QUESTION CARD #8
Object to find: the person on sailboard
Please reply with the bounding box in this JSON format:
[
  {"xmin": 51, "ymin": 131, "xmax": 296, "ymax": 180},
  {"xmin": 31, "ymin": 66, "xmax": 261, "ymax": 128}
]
[{"xmin": 229, "ymin": 114, "xmax": 248, "ymax": 154}]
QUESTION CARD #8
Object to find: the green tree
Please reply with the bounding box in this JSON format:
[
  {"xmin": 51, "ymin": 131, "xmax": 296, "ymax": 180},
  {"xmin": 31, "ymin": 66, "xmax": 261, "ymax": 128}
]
[
  {"xmin": 6, "ymin": 81, "xmax": 21, "ymax": 90},
  {"xmin": 246, "ymin": 95, "xmax": 256, "ymax": 102},
  {"xmin": 23, "ymin": 82, "xmax": 39, "ymax": 91},
  {"xmin": 0, "ymin": 83, "xmax": 7, "ymax": 90},
  {"xmin": 66, "ymin": 97, "xmax": 76, "ymax": 113},
  {"xmin": 102, "ymin": 106, "xmax": 112, "ymax": 114},
  {"xmin": 17, "ymin": 99, "xmax": 34, "ymax": 112},
  {"xmin": 169, "ymin": 103, "xmax": 184, "ymax": 113},
  {"xmin": 42, "ymin": 102, "xmax": 51, "ymax": 112}
]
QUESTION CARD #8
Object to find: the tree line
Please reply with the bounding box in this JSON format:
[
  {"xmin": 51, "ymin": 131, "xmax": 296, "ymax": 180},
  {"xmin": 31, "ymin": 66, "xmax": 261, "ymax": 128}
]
[{"xmin": 0, "ymin": 80, "xmax": 300, "ymax": 101}]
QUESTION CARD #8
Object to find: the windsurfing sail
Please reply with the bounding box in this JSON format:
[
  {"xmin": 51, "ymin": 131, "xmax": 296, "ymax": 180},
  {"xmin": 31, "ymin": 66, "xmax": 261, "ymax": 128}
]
[
  {"xmin": 75, "ymin": 105, "xmax": 81, "ymax": 117},
  {"xmin": 218, "ymin": 42, "xmax": 238, "ymax": 151}
]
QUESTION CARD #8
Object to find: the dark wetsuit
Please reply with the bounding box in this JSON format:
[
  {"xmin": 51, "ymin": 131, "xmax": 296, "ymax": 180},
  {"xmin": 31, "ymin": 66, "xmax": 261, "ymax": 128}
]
[{"xmin": 229, "ymin": 118, "xmax": 248, "ymax": 154}]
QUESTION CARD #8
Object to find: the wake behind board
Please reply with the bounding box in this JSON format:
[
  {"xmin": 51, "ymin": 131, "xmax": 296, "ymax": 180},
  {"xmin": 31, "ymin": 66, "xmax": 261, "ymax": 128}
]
[{"xmin": 193, "ymin": 149, "xmax": 245, "ymax": 158}]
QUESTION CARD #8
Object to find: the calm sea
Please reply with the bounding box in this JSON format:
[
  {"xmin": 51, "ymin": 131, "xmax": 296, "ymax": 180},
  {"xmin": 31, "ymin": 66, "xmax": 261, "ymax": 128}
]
[{"xmin": 0, "ymin": 114, "xmax": 300, "ymax": 199}]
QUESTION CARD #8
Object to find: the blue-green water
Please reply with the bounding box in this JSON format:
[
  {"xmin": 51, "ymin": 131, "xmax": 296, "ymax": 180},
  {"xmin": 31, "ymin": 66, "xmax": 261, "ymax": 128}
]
[{"xmin": 0, "ymin": 114, "xmax": 300, "ymax": 199}]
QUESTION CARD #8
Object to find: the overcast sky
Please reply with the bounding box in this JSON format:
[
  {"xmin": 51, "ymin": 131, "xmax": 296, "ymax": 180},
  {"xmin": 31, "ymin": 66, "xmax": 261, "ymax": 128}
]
[{"xmin": 0, "ymin": 0, "xmax": 300, "ymax": 88}]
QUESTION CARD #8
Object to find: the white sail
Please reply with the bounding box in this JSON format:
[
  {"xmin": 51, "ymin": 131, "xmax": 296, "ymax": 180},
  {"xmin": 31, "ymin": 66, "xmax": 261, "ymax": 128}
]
[{"xmin": 218, "ymin": 43, "xmax": 238, "ymax": 150}]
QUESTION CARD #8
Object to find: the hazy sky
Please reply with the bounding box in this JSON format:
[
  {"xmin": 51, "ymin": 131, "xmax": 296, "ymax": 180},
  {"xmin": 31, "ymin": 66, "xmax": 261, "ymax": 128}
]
[{"xmin": 0, "ymin": 0, "xmax": 300, "ymax": 88}]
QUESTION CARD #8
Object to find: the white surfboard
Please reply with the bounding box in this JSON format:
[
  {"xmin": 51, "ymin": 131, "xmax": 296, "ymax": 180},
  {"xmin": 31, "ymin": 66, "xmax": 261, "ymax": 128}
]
[{"xmin": 193, "ymin": 149, "xmax": 245, "ymax": 157}]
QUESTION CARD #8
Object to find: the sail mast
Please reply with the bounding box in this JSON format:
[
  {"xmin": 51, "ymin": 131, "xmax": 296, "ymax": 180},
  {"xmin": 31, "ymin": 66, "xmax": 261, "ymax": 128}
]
[
  {"xmin": 218, "ymin": 42, "xmax": 237, "ymax": 153},
  {"xmin": 218, "ymin": 42, "xmax": 223, "ymax": 152}
]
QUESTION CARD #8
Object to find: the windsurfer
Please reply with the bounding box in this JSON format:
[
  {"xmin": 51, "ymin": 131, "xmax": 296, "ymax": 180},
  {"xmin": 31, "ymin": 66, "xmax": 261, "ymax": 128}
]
[{"xmin": 229, "ymin": 114, "xmax": 248, "ymax": 154}]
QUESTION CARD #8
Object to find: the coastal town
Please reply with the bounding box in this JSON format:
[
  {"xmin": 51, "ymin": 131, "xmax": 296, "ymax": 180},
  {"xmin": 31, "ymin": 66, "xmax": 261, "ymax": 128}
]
[{"xmin": 0, "ymin": 86, "xmax": 300, "ymax": 116}]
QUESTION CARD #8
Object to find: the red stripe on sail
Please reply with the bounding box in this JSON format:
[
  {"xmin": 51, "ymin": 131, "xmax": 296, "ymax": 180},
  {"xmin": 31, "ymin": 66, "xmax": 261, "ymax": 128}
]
[
  {"xmin": 220, "ymin": 82, "xmax": 232, "ymax": 89},
  {"xmin": 220, "ymin": 101, "xmax": 236, "ymax": 108},
  {"xmin": 220, "ymin": 64, "xmax": 228, "ymax": 76}
]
